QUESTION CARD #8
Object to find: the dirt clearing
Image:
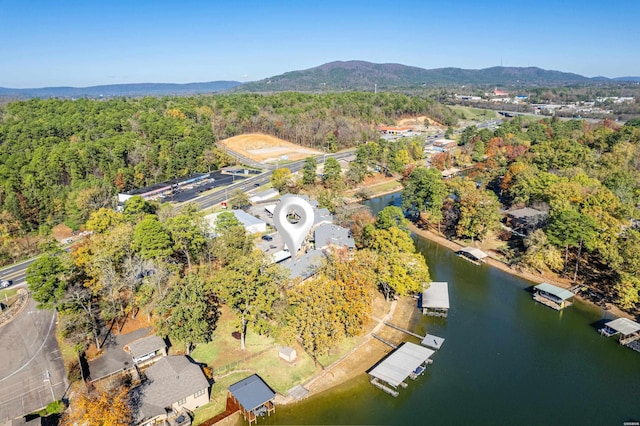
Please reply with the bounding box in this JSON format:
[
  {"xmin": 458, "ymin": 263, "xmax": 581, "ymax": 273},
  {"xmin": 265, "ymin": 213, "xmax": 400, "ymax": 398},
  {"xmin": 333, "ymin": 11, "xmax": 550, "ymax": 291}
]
[{"xmin": 218, "ymin": 133, "xmax": 322, "ymax": 164}]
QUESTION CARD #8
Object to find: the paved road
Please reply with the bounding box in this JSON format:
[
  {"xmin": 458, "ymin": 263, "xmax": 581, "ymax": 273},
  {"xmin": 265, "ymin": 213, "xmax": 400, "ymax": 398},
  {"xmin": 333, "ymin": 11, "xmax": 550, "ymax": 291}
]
[{"xmin": 0, "ymin": 297, "xmax": 67, "ymax": 422}]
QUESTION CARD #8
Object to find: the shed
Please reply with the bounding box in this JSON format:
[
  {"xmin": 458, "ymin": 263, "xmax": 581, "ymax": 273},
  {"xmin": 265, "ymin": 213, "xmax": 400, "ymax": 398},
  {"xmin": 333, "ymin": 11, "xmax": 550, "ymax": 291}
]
[
  {"xmin": 228, "ymin": 375, "xmax": 276, "ymax": 425},
  {"xmin": 278, "ymin": 346, "xmax": 297, "ymax": 362},
  {"xmin": 368, "ymin": 342, "xmax": 435, "ymax": 390},
  {"xmin": 533, "ymin": 283, "xmax": 574, "ymax": 310},
  {"xmin": 421, "ymin": 282, "xmax": 450, "ymax": 317},
  {"xmin": 456, "ymin": 247, "xmax": 488, "ymax": 264}
]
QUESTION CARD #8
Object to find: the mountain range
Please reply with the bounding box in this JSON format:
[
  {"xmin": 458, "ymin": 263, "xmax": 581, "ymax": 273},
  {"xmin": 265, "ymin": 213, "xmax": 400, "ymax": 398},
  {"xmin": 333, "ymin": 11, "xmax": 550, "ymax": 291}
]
[{"xmin": 2, "ymin": 61, "xmax": 638, "ymax": 98}]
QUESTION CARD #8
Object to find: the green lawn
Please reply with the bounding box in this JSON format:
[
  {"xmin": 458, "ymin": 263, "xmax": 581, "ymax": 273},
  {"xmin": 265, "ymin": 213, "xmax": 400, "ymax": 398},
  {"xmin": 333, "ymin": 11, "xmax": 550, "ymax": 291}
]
[
  {"xmin": 0, "ymin": 287, "xmax": 18, "ymax": 301},
  {"xmin": 450, "ymin": 105, "xmax": 499, "ymax": 122}
]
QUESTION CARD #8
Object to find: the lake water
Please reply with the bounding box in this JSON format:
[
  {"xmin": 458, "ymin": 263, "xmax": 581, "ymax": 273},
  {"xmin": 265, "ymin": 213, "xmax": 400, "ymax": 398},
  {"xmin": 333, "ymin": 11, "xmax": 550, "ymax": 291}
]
[{"xmin": 265, "ymin": 193, "xmax": 640, "ymax": 425}]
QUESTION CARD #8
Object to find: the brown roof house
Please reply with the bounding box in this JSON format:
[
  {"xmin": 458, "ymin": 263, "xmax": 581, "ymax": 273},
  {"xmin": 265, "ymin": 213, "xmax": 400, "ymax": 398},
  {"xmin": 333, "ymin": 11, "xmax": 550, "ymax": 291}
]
[{"xmin": 132, "ymin": 356, "xmax": 210, "ymax": 426}]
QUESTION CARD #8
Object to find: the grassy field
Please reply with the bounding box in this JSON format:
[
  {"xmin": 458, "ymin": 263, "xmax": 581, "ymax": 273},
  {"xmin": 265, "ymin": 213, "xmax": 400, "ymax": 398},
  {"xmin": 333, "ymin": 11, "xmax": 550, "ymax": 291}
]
[
  {"xmin": 0, "ymin": 287, "xmax": 18, "ymax": 302},
  {"xmin": 450, "ymin": 105, "xmax": 499, "ymax": 121},
  {"xmin": 190, "ymin": 305, "xmax": 320, "ymax": 397}
]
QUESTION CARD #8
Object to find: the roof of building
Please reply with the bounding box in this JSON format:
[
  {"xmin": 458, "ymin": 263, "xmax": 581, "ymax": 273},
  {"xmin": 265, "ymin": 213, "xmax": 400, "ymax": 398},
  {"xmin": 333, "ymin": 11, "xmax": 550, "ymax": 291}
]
[
  {"xmin": 314, "ymin": 224, "xmax": 355, "ymax": 249},
  {"xmin": 368, "ymin": 342, "xmax": 435, "ymax": 387},
  {"xmin": 264, "ymin": 204, "xmax": 277, "ymax": 215},
  {"xmin": 228, "ymin": 374, "xmax": 276, "ymax": 412},
  {"xmin": 127, "ymin": 335, "xmax": 166, "ymax": 359},
  {"xmin": 280, "ymin": 193, "xmax": 319, "ymax": 208},
  {"xmin": 533, "ymin": 283, "xmax": 575, "ymax": 301},
  {"xmin": 507, "ymin": 207, "xmax": 547, "ymax": 219},
  {"xmin": 271, "ymin": 250, "xmax": 292, "ymax": 263},
  {"xmin": 279, "ymin": 347, "xmax": 296, "ymax": 357},
  {"xmin": 605, "ymin": 318, "xmax": 640, "ymax": 335},
  {"xmin": 457, "ymin": 247, "xmax": 488, "ymax": 260},
  {"xmin": 135, "ymin": 356, "xmax": 209, "ymax": 421},
  {"xmin": 422, "ymin": 282, "xmax": 450, "ymax": 309},
  {"xmin": 314, "ymin": 208, "xmax": 334, "ymax": 226},
  {"xmin": 421, "ymin": 334, "xmax": 445, "ymax": 350},
  {"xmin": 282, "ymin": 249, "xmax": 326, "ymax": 280},
  {"xmin": 205, "ymin": 210, "xmax": 266, "ymax": 233}
]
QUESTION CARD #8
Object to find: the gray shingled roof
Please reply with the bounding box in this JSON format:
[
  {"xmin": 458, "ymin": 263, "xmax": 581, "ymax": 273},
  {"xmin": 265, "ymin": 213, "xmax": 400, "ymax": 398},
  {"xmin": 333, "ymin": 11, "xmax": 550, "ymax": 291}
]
[
  {"xmin": 228, "ymin": 374, "xmax": 275, "ymax": 412},
  {"xmin": 127, "ymin": 335, "xmax": 166, "ymax": 359},
  {"xmin": 282, "ymin": 249, "xmax": 325, "ymax": 280},
  {"xmin": 135, "ymin": 356, "xmax": 208, "ymax": 420},
  {"xmin": 314, "ymin": 224, "xmax": 355, "ymax": 249},
  {"xmin": 507, "ymin": 207, "xmax": 547, "ymax": 219}
]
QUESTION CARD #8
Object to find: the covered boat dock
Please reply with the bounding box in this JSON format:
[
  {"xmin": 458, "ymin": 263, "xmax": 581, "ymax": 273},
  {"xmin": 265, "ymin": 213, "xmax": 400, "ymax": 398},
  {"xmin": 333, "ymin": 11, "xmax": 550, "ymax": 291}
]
[
  {"xmin": 368, "ymin": 342, "xmax": 435, "ymax": 396},
  {"xmin": 228, "ymin": 374, "xmax": 276, "ymax": 424},
  {"xmin": 421, "ymin": 281, "xmax": 450, "ymax": 317},
  {"xmin": 532, "ymin": 283, "xmax": 574, "ymax": 310},
  {"xmin": 599, "ymin": 318, "xmax": 640, "ymax": 352},
  {"xmin": 456, "ymin": 247, "xmax": 488, "ymax": 264}
]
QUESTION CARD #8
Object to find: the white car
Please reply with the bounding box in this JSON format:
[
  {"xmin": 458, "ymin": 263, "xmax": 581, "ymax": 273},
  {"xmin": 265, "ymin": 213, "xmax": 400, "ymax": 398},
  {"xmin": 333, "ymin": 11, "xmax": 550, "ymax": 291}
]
[{"xmin": 0, "ymin": 280, "xmax": 12, "ymax": 288}]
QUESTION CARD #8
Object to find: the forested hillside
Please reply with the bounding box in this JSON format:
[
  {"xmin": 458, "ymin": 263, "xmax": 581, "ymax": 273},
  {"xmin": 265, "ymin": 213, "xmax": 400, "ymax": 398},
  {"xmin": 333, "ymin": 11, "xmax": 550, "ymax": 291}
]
[{"xmin": 0, "ymin": 92, "xmax": 454, "ymax": 263}]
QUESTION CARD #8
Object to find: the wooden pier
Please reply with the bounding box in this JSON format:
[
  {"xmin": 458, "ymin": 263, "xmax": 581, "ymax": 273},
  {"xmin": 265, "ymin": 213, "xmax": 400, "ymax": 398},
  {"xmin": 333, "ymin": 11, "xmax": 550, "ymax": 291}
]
[
  {"xmin": 370, "ymin": 378, "xmax": 399, "ymax": 397},
  {"xmin": 383, "ymin": 322, "xmax": 425, "ymax": 339},
  {"xmin": 372, "ymin": 333, "xmax": 397, "ymax": 349}
]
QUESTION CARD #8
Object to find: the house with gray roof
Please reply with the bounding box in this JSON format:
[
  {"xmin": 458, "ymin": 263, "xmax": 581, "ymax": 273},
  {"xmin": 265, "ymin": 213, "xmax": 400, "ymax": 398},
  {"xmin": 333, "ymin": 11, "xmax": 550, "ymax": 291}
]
[
  {"xmin": 132, "ymin": 356, "xmax": 209, "ymax": 426},
  {"xmin": 506, "ymin": 207, "xmax": 548, "ymax": 235}
]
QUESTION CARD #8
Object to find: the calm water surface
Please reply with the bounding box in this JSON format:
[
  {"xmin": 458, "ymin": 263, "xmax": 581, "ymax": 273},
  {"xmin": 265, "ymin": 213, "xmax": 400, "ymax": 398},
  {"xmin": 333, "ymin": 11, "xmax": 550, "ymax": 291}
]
[{"xmin": 266, "ymin": 193, "xmax": 640, "ymax": 425}]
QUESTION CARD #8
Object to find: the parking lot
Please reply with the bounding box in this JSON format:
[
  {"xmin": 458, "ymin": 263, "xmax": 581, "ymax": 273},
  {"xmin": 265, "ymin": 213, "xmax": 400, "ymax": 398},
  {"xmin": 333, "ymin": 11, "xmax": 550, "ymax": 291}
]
[{"xmin": 0, "ymin": 297, "xmax": 67, "ymax": 422}]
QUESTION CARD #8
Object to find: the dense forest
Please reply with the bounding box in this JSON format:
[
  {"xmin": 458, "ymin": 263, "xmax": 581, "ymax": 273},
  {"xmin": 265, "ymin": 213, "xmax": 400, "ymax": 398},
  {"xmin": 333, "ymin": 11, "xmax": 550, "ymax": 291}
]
[{"xmin": 0, "ymin": 93, "xmax": 455, "ymax": 264}]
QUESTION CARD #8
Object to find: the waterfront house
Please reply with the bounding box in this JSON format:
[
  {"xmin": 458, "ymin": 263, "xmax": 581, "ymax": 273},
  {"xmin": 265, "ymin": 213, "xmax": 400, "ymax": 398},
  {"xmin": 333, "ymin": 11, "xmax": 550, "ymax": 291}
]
[
  {"xmin": 532, "ymin": 283, "xmax": 574, "ymax": 310},
  {"xmin": 133, "ymin": 356, "xmax": 210, "ymax": 426},
  {"xmin": 228, "ymin": 374, "xmax": 276, "ymax": 425}
]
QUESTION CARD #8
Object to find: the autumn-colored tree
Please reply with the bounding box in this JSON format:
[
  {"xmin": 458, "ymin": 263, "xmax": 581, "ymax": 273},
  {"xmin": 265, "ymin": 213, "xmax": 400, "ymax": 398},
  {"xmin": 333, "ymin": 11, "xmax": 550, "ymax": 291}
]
[{"xmin": 61, "ymin": 385, "xmax": 132, "ymax": 426}]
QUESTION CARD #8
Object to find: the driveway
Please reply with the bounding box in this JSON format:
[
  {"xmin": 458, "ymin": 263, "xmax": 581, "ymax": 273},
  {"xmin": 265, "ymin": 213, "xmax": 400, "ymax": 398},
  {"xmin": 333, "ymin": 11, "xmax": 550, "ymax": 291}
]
[{"xmin": 0, "ymin": 298, "xmax": 67, "ymax": 422}]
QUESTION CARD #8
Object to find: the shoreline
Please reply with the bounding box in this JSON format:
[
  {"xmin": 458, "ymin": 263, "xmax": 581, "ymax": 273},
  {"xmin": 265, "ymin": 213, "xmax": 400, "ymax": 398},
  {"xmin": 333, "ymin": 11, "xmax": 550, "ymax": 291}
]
[{"xmin": 406, "ymin": 222, "xmax": 635, "ymax": 321}]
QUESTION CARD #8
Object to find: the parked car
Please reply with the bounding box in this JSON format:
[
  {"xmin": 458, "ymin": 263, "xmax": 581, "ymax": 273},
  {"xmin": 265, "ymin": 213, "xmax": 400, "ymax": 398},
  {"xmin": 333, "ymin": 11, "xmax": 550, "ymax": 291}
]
[
  {"xmin": 0, "ymin": 280, "xmax": 13, "ymax": 288},
  {"xmin": 261, "ymin": 234, "xmax": 273, "ymax": 241}
]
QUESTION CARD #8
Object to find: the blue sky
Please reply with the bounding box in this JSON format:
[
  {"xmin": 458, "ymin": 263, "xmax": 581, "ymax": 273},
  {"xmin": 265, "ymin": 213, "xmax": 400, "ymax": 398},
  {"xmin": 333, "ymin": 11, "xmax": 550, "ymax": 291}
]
[{"xmin": 1, "ymin": 0, "xmax": 638, "ymax": 88}]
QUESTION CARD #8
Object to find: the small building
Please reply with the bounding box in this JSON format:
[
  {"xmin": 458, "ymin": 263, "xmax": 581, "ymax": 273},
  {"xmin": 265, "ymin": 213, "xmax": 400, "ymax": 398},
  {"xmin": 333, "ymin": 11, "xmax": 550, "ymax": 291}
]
[
  {"xmin": 126, "ymin": 334, "xmax": 167, "ymax": 366},
  {"xmin": 433, "ymin": 138, "xmax": 457, "ymax": 151},
  {"xmin": 532, "ymin": 283, "xmax": 575, "ymax": 310},
  {"xmin": 278, "ymin": 346, "xmax": 297, "ymax": 362},
  {"xmin": 506, "ymin": 207, "xmax": 548, "ymax": 235},
  {"xmin": 421, "ymin": 282, "xmax": 450, "ymax": 317},
  {"xmin": 281, "ymin": 249, "xmax": 326, "ymax": 281},
  {"xmin": 368, "ymin": 342, "xmax": 435, "ymax": 396},
  {"xmin": 228, "ymin": 374, "xmax": 276, "ymax": 425},
  {"xmin": 377, "ymin": 126, "xmax": 412, "ymax": 135},
  {"xmin": 599, "ymin": 318, "xmax": 640, "ymax": 352},
  {"xmin": 456, "ymin": 247, "xmax": 488, "ymax": 264},
  {"xmin": 133, "ymin": 356, "xmax": 210, "ymax": 426}
]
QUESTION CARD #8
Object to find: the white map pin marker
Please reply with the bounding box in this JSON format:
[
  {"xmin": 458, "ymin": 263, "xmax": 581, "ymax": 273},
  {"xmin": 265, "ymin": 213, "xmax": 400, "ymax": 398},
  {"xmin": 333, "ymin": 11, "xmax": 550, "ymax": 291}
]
[{"xmin": 273, "ymin": 196, "xmax": 314, "ymax": 262}]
